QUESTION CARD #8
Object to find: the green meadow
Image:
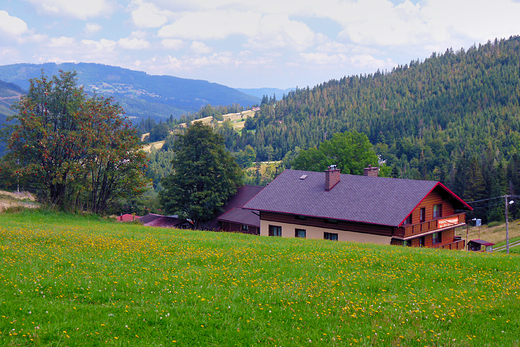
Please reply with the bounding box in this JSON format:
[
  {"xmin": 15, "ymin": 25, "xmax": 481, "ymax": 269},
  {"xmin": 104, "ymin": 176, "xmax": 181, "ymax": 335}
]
[{"xmin": 0, "ymin": 210, "xmax": 519, "ymax": 346}]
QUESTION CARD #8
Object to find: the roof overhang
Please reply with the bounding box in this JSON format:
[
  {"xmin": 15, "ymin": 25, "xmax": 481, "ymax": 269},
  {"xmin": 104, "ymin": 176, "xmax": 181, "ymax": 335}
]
[{"xmin": 468, "ymin": 239, "xmax": 495, "ymax": 246}]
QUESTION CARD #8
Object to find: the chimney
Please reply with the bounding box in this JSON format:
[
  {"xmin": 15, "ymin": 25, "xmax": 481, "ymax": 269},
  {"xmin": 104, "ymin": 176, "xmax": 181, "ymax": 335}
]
[
  {"xmin": 364, "ymin": 165, "xmax": 379, "ymax": 177},
  {"xmin": 325, "ymin": 165, "xmax": 340, "ymax": 191}
]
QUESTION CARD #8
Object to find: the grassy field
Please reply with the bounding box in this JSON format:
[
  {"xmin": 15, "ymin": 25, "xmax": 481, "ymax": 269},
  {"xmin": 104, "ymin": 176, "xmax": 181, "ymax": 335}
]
[
  {"xmin": 1, "ymin": 210, "xmax": 519, "ymax": 346},
  {"xmin": 141, "ymin": 141, "xmax": 165, "ymax": 153}
]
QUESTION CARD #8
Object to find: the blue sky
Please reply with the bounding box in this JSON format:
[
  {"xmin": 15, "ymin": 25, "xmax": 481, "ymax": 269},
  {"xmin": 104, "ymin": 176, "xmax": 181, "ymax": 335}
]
[{"xmin": 1, "ymin": 0, "xmax": 519, "ymax": 89}]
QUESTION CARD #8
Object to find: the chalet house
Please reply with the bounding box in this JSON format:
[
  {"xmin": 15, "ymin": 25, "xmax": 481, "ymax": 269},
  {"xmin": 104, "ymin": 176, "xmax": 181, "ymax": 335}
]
[{"xmin": 243, "ymin": 166, "xmax": 472, "ymax": 249}]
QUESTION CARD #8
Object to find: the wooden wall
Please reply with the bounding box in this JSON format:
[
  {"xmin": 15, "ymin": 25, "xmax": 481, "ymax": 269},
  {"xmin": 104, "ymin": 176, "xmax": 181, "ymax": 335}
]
[{"xmin": 406, "ymin": 187, "xmax": 456, "ymax": 225}]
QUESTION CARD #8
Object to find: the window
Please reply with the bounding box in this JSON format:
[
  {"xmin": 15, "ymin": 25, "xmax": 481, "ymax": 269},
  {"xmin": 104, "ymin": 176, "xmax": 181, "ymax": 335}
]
[
  {"xmin": 325, "ymin": 219, "xmax": 338, "ymax": 224},
  {"xmin": 268, "ymin": 225, "xmax": 282, "ymax": 237},
  {"xmin": 241, "ymin": 224, "xmax": 249, "ymax": 231},
  {"xmin": 401, "ymin": 240, "xmax": 411, "ymax": 246},
  {"xmin": 419, "ymin": 236, "xmax": 425, "ymax": 247},
  {"xmin": 324, "ymin": 232, "xmax": 338, "ymax": 241},
  {"xmin": 433, "ymin": 204, "xmax": 442, "ymax": 218},
  {"xmin": 295, "ymin": 229, "xmax": 306, "ymax": 238},
  {"xmin": 432, "ymin": 232, "xmax": 441, "ymax": 244},
  {"xmin": 296, "ymin": 215, "xmax": 306, "ymax": 220},
  {"xmin": 420, "ymin": 208, "xmax": 426, "ymax": 222},
  {"xmin": 403, "ymin": 214, "xmax": 412, "ymax": 225}
]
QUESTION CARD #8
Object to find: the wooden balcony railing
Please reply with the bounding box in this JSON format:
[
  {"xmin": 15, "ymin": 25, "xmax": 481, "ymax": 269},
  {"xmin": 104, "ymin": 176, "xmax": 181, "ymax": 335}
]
[{"xmin": 394, "ymin": 213, "xmax": 466, "ymax": 239}]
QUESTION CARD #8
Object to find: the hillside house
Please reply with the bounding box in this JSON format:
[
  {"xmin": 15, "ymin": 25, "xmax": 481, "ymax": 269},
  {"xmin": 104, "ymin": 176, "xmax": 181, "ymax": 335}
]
[
  {"xmin": 243, "ymin": 166, "xmax": 472, "ymax": 249},
  {"xmin": 202, "ymin": 184, "xmax": 263, "ymax": 233}
]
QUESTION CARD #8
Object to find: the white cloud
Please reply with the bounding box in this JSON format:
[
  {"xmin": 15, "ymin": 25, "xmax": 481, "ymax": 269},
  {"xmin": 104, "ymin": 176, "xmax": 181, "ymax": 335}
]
[
  {"xmin": 332, "ymin": 0, "xmax": 520, "ymax": 51},
  {"xmin": 22, "ymin": 0, "xmax": 113, "ymax": 20},
  {"xmin": 129, "ymin": 0, "xmax": 171, "ymax": 28},
  {"xmin": 84, "ymin": 23, "xmax": 102, "ymax": 35},
  {"xmin": 158, "ymin": 10, "xmax": 260, "ymax": 40},
  {"xmin": 350, "ymin": 55, "xmax": 395, "ymax": 71},
  {"xmin": 191, "ymin": 41, "xmax": 212, "ymax": 54},
  {"xmin": 0, "ymin": 11, "xmax": 28, "ymax": 37},
  {"xmin": 316, "ymin": 41, "xmax": 349, "ymax": 54},
  {"xmin": 300, "ymin": 51, "xmax": 394, "ymax": 72},
  {"xmin": 0, "ymin": 47, "xmax": 23, "ymax": 65},
  {"xmin": 300, "ymin": 52, "xmax": 349, "ymax": 66},
  {"xmin": 118, "ymin": 37, "xmax": 150, "ymax": 49},
  {"xmin": 81, "ymin": 39, "xmax": 117, "ymax": 52},
  {"xmin": 254, "ymin": 14, "xmax": 320, "ymax": 51},
  {"xmin": 158, "ymin": 9, "xmax": 319, "ymax": 52},
  {"xmin": 162, "ymin": 38, "xmax": 184, "ymax": 50},
  {"xmin": 47, "ymin": 36, "xmax": 76, "ymax": 48},
  {"xmin": 421, "ymin": 0, "xmax": 520, "ymax": 43}
]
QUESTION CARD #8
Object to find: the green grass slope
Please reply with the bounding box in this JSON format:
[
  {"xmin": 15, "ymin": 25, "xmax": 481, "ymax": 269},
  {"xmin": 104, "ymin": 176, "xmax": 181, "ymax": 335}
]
[{"xmin": 0, "ymin": 210, "xmax": 519, "ymax": 346}]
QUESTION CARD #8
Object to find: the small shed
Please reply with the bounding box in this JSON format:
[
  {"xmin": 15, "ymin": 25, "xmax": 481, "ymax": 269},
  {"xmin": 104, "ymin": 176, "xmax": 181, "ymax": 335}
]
[
  {"xmin": 117, "ymin": 214, "xmax": 140, "ymax": 222},
  {"xmin": 467, "ymin": 239, "xmax": 495, "ymax": 252}
]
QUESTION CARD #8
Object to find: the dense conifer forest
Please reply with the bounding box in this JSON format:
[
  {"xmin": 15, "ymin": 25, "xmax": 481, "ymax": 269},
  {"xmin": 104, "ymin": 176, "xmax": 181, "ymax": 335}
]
[{"xmin": 152, "ymin": 36, "xmax": 520, "ymax": 222}]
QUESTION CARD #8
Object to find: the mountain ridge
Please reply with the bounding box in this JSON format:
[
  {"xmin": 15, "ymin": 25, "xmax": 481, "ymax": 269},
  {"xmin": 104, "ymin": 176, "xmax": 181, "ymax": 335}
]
[{"xmin": 0, "ymin": 63, "xmax": 260, "ymax": 121}]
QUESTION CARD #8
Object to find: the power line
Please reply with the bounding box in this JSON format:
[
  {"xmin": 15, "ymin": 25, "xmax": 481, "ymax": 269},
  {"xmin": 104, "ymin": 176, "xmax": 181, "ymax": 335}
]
[{"xmin": 465, "ymin": 194, "xmax": 520, "ymax": 205}]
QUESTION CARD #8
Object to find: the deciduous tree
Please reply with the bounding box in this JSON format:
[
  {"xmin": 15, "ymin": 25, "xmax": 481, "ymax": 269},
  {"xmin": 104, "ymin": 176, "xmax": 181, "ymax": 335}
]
[
  {"xmin": 2, "ymin": 70, "xmax": 147, "ymax": 212},
  {"xmin": 291, "ymin": 130, "xmax": 384, "ymax": 175},
  {"xmin": 159, "ymin": 122, "xmax": 242, "ymax": 229}
]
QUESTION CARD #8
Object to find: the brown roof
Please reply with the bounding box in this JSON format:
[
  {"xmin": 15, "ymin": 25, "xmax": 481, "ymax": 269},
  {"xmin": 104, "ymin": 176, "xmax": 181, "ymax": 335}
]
[
  {"xmin": 144, "ymin": 216, "xmax": 187, "ymax": 228},
  {"xmin": 243, "ymin": 169, "xmax": 471, "ymax": 227},
  {"xmin": 217, "ymin": 207, "xmax": 260, "ymax": 227},
  {"xmin": 203, "ymin": 185, "xmax": 264, "ymax": 230},
  {"xmin": 468, "ymin": 239, "xmax": 495, "ymax": 246},
  {"xmin": 139, "ymin": 213, "xmax": 164, "ymax": 224}
]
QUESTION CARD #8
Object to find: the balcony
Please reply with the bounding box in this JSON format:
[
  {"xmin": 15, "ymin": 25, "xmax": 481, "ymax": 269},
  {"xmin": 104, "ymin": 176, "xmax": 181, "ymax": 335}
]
[{"xmin": 394, "ymin": 213, "xmax": 466, "ymax": 239}]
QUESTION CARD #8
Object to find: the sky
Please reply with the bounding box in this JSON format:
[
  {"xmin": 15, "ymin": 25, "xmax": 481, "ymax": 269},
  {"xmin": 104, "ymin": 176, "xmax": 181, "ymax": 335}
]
[{"xmin": 1, "ymin": 0, "xmax": 520, "ymax": 90}]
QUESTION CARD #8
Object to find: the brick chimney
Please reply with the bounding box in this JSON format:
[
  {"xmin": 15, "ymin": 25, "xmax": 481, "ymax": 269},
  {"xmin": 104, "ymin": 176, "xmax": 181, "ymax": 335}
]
[
  {"xmin": 364, "ymin": 165, "xmax": 378, "ymax": 177},
  {"xmin": 325, "ymin": 165, "xmax": 340, "ymax": 191}
]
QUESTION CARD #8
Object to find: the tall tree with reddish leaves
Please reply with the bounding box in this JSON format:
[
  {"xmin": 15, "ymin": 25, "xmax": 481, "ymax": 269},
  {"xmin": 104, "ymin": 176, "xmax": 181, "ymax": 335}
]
[{"xmin": 2, "ymin": 70, "xmax": 147, "ymax": 212}]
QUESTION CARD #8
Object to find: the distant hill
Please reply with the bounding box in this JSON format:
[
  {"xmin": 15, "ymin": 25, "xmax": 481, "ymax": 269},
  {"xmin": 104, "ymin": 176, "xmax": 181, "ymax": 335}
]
[
  {"xmin": 0, "ymin": 79, "xmax": 25, "ymax": 154},
  {"xmin": 0, "ymin": 63, "xmax": 260, "ymax": 121},
  {"xmin": 0, "ymin": 79, "xmax": 24, "ymax": 126},
  {"xmin": 237, "ymin": 87, "xmax": 294, "ymax": 100},
  {"xmin": 0, "ymin": 79, "xmax": 24, "ymax": 114}
]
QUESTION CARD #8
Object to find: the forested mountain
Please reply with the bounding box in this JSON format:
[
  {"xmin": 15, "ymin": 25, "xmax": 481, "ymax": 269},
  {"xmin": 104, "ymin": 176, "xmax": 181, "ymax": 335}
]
[
  {"xmin": 0, "ymin": 80, "xmax": 25, "ymax": 154},
  {"xmin": 206, "ymin": 36, "xmax": 520, "ymax": 222},
  {"xmin": 0, "ymin": 79, "xmax": 24, "ymax": 117},
  {"xmin": 0, "ymin": 63, "xmax": 259, "ymax": 121}
]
